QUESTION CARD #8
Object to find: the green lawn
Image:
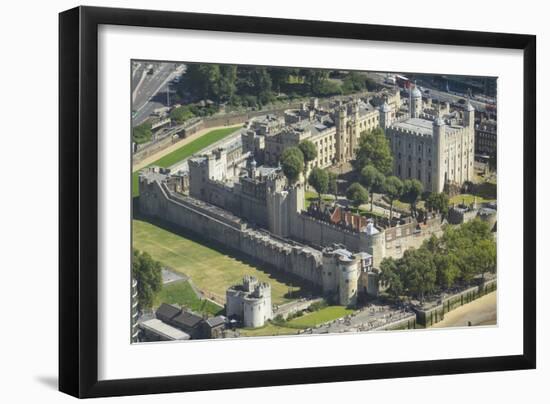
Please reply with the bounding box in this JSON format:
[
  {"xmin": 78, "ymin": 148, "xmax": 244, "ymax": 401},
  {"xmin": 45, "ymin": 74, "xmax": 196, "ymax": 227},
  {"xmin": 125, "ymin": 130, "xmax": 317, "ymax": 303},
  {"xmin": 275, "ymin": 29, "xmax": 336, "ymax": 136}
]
[
  {"xmin": 132, "ymin": 125, "xmax": 241, "ymax": 197},
  {"xmin": 305, "ymin": 191, "xmax": 335, "ymax": 208},
  {"xmin": 449, "ymin": 193, "xmax": 495, "ymax": 206},
  {"xmin": 286, "ymin": 306, "xmax": 354, "ymax": 328},
  {"xmin": 133, "ymin": 219, "xmax": 301, "ymax": 305},
  {"xmin": 154, "ymin": 280, "xmax": 223, "ymax": 317},
  {"xmin": 238, "ymin": 322, "xmax": 298, "ymax": 337}
]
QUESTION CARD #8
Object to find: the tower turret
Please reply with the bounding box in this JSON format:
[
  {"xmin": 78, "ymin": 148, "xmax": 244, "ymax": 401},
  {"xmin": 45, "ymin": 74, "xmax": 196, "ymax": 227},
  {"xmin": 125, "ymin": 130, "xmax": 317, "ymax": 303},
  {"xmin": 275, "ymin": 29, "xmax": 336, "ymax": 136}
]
[
  {"xmin": 334, "ymin": 106, "xmax": 348, "ymax": 162},
  {"xmin": 378, "ymin": 101, "xmax": 393, "ymax": 130},
  {"xmin": 432, "ymin": 113, "xmax": 447, "ymax": 193},
  {"xmin": 411, "ymin": 85, "xmax": 423, "ymax": 118}
]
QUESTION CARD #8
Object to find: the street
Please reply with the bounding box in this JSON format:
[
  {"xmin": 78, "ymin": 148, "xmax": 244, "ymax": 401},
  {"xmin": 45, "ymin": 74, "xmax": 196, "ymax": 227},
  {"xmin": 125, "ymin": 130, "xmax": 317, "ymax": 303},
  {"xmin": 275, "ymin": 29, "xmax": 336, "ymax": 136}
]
[{"xmin": 132, "ymin": 62, "xmax": 185, "ymax": 127}]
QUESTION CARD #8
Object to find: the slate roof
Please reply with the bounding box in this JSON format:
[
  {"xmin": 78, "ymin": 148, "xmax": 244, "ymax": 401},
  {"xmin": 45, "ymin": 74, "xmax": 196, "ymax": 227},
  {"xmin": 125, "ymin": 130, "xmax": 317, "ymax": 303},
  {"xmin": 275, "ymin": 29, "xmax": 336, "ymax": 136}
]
[
  {"xmin": 205, "ymin": 316, "xmax": 226, "ymax": 328},
  {"xmin": 172, "ymin": 310, "xmax": 203, "ymax": 329},
  {"xmin": 155, "ymin": 303, "xmax": 181, "ymax": 321}
]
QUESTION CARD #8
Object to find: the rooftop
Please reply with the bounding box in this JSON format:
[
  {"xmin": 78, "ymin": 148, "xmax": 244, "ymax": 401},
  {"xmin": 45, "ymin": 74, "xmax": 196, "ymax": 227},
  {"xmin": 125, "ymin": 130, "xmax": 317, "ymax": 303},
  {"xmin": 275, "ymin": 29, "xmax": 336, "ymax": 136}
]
[
  {"xmin": 391, "ymin": 117, "xmax": 434, "ymax": 136},
  {"xmin": 140, "ymin": 319, "xmax": 191, "ymax": 341}
]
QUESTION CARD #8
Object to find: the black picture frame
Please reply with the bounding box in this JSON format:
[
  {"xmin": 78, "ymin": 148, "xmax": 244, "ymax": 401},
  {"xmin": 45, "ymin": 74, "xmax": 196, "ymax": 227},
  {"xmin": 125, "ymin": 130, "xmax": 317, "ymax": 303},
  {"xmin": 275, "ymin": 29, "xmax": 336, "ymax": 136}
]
[{"xmin": 59, "ymin": 5, "xmax": 536, "ymax": 399}]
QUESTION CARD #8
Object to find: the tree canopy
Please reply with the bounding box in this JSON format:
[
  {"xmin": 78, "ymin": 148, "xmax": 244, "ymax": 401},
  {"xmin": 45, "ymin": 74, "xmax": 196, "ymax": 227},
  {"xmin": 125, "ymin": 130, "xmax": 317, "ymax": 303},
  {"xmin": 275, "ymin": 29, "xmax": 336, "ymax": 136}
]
[
  {"xmin": 379, "ymin": 219, "xmax": 496, "ymax": 302},
  {"xmin": 308, "ymin": 168, "xmax": 329, "ymax": 204},
  {"xmin": 132, "ymin": 122, "xmax": 152, "ymax": 144},
  {"xmin": 360, "ymin": 164, "xmax": 385, "ymax": 211},
  {"xmin": 425, "ymin": 192, "xmax": 450, "ymax": 215},
  {"xmin": 299, "ymin": 140, "xmax": 317, "ymax": 166},
  {"xmin": 402, "ymin": 179, "xmax": 424, "ymax": 217},
  {"xmin": 384, "ymin": 176, "xmax": 404, "ymax": 221},
  {"xmin": 354, "ymin": 127, "xmax": 393, "ymax": 175},
  {"xmin": 346, "ymin": 182, "xmax": 369, "ymax": 211},
  {"xmin": 132, "ymin": 249, "xmax": 162, "ymax": 312},
  {"xmin": 280, "ymin": 147, "xmax": 304, "ymax": 184}
]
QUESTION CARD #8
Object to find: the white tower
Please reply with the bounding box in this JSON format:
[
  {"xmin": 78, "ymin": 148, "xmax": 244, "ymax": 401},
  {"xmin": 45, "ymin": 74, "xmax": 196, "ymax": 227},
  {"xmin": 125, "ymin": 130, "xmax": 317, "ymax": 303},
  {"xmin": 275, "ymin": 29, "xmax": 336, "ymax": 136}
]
[
  {"xmin": 432, "ymin": 113, "xmax": 447, "ymax": 193},
  {"xmin": 379, "ymin": 101, "xmax": 393, "ymax": 130},
  {"xmin": 410, "ymin": 85, "xmax": 423, "ymax": 118}
]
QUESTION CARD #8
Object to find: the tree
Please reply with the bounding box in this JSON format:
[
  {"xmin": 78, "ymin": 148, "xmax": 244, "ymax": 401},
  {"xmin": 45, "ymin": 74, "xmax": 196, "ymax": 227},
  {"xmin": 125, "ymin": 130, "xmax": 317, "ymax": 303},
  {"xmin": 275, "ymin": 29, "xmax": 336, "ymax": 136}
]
[
  {"xmin": 308, "ymin": 168, "xmax": 329, "ymax": 204},
  {"xmin": 383, "ymin": 176, "xmax": 404, "ymax": 222},
  {"xmin": 280, "ymin": 147, "xmax": 304, "ymax": 184},
  {"xmin": 354, "ymin": 127, "xmax": 393, "ymax": 175},
  {"xmin": 425, "ymin": 192, "xmax": 450, "ymax": 215},
  {"xmin": 327, "ymin": 172, "xmax": 338, "ymax": 197},
  {"xmin": 379, "ymin": 257, "xmax": 403, "ymax": 299},
  {"xmin": 132, "ymin": 122, "xmax": 152, "ymax": 144},
  {"xmin": 402, "ymin": 179, "xmax": 424, "ymax": 217},
  {"xmin": 346, "ymin": 182, "xmax": 369, "ymax": 213},
  {"xmin": 402, "ymin": 249, "xmax": 436, "ymax": 302},
  {"xmin": 132, "ymin": 249, "xmax": 162, "ymax": 312},
  {"xmin": 304, "ymin": 69, "xmax": 329, "ymax": 94},
  {"xmin": 299, "ymin": 140, "xmax": 317, "ymax": 174},
  {"xmin": 360, "ymin": 165, "xmax": 385, "ymax": 212},
  {"xmin": 169, "ymin": 105, "xmax": 195, "ymax": 124}
]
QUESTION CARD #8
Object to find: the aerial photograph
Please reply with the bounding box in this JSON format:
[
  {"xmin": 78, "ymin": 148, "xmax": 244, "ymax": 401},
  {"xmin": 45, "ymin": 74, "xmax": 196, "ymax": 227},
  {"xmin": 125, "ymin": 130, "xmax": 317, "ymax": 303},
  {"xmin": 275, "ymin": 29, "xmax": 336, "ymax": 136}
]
[{"xmin": 130, "ymin": 61, "xmax": 497, "ymax": 343}]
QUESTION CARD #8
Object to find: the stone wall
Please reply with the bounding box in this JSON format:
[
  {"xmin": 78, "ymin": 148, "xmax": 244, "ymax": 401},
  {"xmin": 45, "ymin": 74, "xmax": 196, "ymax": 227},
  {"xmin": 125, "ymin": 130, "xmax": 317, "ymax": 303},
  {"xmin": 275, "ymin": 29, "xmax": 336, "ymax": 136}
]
[
  {"xmin": 139, "ymin": 178, "xmax": 325, "ymax": 290},
  {"xmin": 414, "ymin": 278, "xmax": 497, "ymax": 327}
]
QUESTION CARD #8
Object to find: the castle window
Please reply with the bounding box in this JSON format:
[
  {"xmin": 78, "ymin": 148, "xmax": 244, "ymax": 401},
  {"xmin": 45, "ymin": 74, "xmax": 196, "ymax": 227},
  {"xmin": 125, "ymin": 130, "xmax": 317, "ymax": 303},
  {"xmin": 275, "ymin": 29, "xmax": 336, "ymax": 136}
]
[
  {"xmin": 417, "ymin": 170, "xmax": 421, "ymax": 180},
  {"xmin": 418, "ymin": 158, "xmax": 421, "ymax": 164},
  {"xmin": 398, "ymin": 152, "xmax": 401, "ymax": 159},
  {"xmin": 428, "ymin": 160, "xmax": 431, "ymax": 167},
  {"xmin": 408, "ymin": 167, "xmax": 411, "ymax": 177},
  {"xmin": 428, "ymin": 173, "xmax": 431, "ymax": 182},
  {"xmin": 398, "ymin": 165, "xmax": 401, "ymax": 175}
]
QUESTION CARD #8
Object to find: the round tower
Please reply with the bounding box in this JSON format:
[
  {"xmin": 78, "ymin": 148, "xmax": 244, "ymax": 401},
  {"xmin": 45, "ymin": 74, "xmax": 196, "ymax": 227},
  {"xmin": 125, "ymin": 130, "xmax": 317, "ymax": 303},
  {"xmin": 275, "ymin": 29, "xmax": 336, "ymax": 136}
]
[
  {"xmin": 338, "ymin": 256, "xmax": 358, "ymax": 306},
  {"xmin": 411, "ymin": 85, "xmax": 423, "ymax": 118}
]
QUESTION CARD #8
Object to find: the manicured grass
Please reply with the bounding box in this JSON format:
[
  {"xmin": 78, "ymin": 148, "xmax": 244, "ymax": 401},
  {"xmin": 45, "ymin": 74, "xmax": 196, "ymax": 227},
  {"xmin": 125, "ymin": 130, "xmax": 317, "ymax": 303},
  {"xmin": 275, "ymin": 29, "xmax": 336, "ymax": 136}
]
[
  {"xmin": 133, "ymin": 219, "xmax": 301, "ymax": 305},
  {"xmin": 305, "ymin": 191, "xmax": 335, "ymax": 208},
  {"xmin": 286, "ymin": 306, "xmax": 354, "ymax": 328},
  {"xmin": 154, "ymin": 280, "xmax": 223, "ymax": 317},
  {"xmin": 154, "ymin": 126, "xmax": 241, "ymax": 168},
  {"xmin": 132, "ymin": 125, "xmax": 241, "ymax": 197},
  {"xmin": 449, "ymin": 193, "xmax": 495, "ymax": 206},
  {"xmin": 238, "ymin": 322, "xmax": 298, "ymax": 337}
]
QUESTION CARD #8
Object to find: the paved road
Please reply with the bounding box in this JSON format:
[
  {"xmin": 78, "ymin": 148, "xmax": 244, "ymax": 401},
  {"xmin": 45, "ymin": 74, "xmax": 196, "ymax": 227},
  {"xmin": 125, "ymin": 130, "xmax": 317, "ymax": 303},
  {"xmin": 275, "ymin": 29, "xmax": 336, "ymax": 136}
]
[{"xmin": 132, "ymin": 63, "xmax": 185, "ymax": 127}]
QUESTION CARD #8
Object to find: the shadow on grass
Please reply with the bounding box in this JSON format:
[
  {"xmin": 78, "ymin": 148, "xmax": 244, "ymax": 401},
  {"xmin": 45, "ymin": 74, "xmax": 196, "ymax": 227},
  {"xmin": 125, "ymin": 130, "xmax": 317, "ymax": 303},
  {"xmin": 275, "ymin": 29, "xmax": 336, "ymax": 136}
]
[{"xmin": 133, "ymin": 209, "xmax": 321, "ymax": 299}]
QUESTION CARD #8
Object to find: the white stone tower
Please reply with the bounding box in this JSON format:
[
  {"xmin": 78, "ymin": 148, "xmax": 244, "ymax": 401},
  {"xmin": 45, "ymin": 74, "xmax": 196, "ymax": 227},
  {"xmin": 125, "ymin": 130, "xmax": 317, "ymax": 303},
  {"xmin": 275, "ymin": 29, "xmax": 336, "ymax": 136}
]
[
  {"xmin": 334, "ymin": 105, "xmax": 348, "ymax": 162},
  {"xmin": 379, "ymin": 101, "xmax": 393, "ymax": 130},
  {"xmin": 411, "ymin": 85, "xmax": 423, "ymax": 118},
  {"xmin": 338, "ymin": 256, "xmax": 358, "ymax": 306},
  {"xmin": 432, "ymin": 113, "xmax": 447, "ymax": 193}
]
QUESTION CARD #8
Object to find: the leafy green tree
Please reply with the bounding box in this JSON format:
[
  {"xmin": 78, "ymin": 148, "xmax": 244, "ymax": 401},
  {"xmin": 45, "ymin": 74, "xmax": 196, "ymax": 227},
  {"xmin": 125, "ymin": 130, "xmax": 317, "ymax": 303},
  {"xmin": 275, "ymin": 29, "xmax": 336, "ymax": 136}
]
[
  {"xmin": 402, "ymin": 179, "xmax": 424, "ymax": 217},
  {"xmin": 341, "ymin": 72, "xmax": 367, "ymax": 94},
  {"xmin": 346, "ymin": 182, "xmax": 369, "ymax": 213},
  {"xmin": 379, "ymin": 257, "xmax": 403, "ymax": 299},
  {"xmin": 360, "ymin": 164, "xmax": 385, "ymax": 212},
  {"xmin": 132, "ymin": 122, "xmax": 153, "ymax": 144},
  {"xmin": 280, "ymin": 147, "xmax": 304, "ymax": 184},
  {"xmin": 384, "ymin": 176, "xmax": 404, "ymax": 222},
  {"xmin": 132, "ymin": 249, "xmax": 162, "ymax": 312},
  {"xmin": 299, "ymin": 140, "xmax": 317, "ymax": 173},
  {"xmin": 328, "ymin": 172, "xmax": 338, "ymax": 197},
  {"xmin": 425, "ymin": 192, "xmax": 450, "ymax": 215},
  {"xmin": 304, "ymin": 69, "xmax": 329, "ymax": 94},
  {"xmin": 169, "ymin": 105, "xmax": 195, "ymax": 124},
  {"xmin": 402, "ymin": 249, "xmax": 436, "ymax": 302},
  {"xmin": 354, "ymin": 127, "xmax": 393, "ymax": 175},
  {"xmin": 308, "ymin": 168, "xmax": 329, "ymax": 204}
]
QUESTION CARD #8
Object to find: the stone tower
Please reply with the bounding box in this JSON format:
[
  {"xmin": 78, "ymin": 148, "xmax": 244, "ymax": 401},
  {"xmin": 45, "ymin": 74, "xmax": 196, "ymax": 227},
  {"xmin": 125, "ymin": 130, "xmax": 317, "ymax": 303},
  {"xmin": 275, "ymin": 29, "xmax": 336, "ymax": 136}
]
[
  {"xmin": 432, "ymin": 113, "xmax": 447, "ymax": 193},
  {"xmin": 350, "ymin": 99, "xmax": 360, "ymax": 157},
  {"xmin": 338, "ymin": 256, "xmax": 358, "ymax": 306},
  {"xmin": 464, "ymin": 101, "xmax": 475, "ymax": 129},
  {"xmin": 411, "ymin": 85, "xmax": 423, "ymax": 118},
  {"xmin": 379, "ymin": 101, "xmax": 393, "ymax": 130},
  {"xmin": 334, "ymin": 105, "xmax": 348, "ymax": 162}
]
